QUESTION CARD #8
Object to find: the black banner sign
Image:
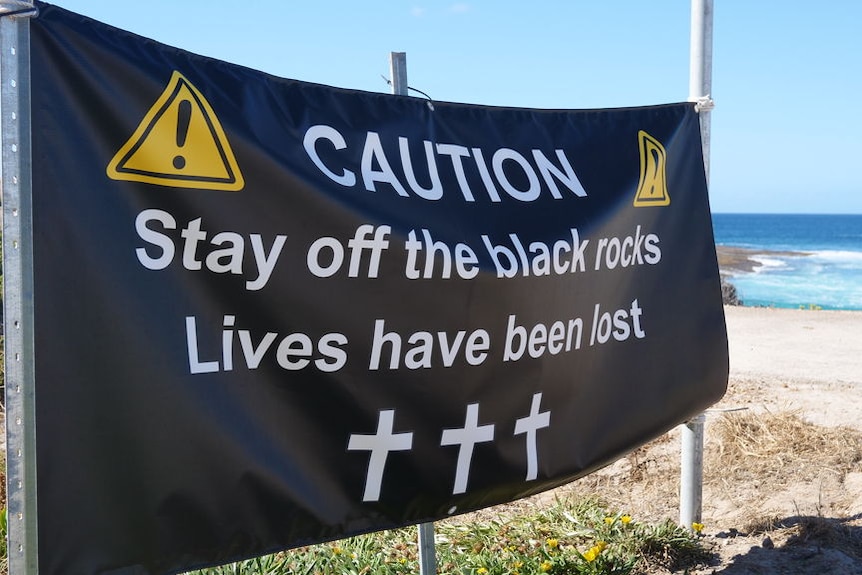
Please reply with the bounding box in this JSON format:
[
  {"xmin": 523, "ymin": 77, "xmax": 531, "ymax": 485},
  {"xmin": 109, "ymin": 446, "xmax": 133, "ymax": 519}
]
[{"xmin": 29, "ymin": 3, "xmax": 727, "ymax": 574}]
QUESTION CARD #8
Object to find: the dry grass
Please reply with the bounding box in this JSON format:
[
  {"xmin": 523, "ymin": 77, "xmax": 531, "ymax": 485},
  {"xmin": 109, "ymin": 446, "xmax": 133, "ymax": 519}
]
[
  {"xmin": 708, "ymin": 408, "xmax": 862, "ymax": 565},
  {"xmin": 708, "ymin": 410, "xmax": 862, "ymax": 487},
  {"xmin": 547, "ymin": 408, "xmax": 862, "ymax": 542}
]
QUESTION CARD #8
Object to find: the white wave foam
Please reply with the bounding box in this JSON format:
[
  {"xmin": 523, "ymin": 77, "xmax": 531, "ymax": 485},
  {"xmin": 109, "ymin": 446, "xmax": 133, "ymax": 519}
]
[
  {"xmin": 750, "ymin": 256, "xmax": 788, "ymax": 273},
  {"xmin": 809, "ymin": 250, "xmax": 862, "ymax": 264}
]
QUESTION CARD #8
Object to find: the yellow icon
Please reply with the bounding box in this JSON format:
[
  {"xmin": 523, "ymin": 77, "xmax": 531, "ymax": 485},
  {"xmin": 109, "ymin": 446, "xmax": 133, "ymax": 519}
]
[
  {"xmin": 107, "ymin": 71, "xmax": 244, "ymax": 191},
  {"xmin": 633, "ymin": 130, "xmax": 669, "ymax": 207}
]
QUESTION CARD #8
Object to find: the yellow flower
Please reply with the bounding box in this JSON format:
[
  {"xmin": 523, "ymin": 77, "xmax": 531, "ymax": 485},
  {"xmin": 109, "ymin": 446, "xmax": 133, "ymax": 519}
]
[
  {"xmin": 620, "ymin": 515, "xmax": 632, "ymax": 525},
  {"xmin": 604, "ymin": 516, "xmax": 614, "ymax": 525},
  {"xmin": 477, "ymin": 568, "xmax": 489, "ymax": 575},
  {"xmin": 692, "ymin": 522, "xmax": 705, "ymax": 534},
  {"xmin": 539, "ymin": 561, "xmax": 553, "ymax": 572},
  {"xmin": 582, "ymin": 542, "xmax": 607, "ymax": 562},
  {"xmin": 546, "ymin": 538, "xmax": 559, "ymax": 549},
  {"xmin": 512, "ymin": 561, "xmax": 523, "ymax": 568},
  {"xmin": 331, "ymin": 546, "xmax": 343, "ymax": 555}
]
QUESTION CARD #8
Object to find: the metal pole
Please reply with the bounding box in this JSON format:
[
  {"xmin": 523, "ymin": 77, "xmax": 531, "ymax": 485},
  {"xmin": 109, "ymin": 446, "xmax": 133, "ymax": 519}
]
[
  {"xmin": 689, "ymin": 0, "xmax": 714, "ymax": 179},
  {"xmin": 1, "ymin": 2, "xmax": 39, "ymax": 574},
  {"xmin": 417, "ymin": 521, "xmax": 436, "ymax": 574},
  {"xmin": 680, "ymin": 0, "xmax": 713, "ymax": 531},
  {"xmin": 389, "ymin": 49, "xmax": 437, "ymax": 574},
  {"xmin": 679, "ymin": 414, "xmax": 705, "ymax": 529},
  {"xmin": 389, "ymin": 52, "xmax": 408, "ymax": 96}
]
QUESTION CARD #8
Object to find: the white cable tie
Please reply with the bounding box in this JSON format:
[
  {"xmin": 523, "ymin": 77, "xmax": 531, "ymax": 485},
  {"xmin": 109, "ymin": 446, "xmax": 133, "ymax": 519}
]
[{"xmin": 693, "ymin": 95, "xmax": 715, "ymax": 113}]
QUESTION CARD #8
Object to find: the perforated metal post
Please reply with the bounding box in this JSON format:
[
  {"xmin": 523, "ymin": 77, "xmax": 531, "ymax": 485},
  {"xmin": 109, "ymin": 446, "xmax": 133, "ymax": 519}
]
[{"xmin": 1, "ymin": 2, "xmax": 38, "ymax": 574}]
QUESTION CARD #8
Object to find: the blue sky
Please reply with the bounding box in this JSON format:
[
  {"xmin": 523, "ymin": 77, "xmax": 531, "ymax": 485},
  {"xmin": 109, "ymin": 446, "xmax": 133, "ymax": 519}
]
[{"xmin": 47, "ymin": 1, "xmax": 862, "ymax": 214}]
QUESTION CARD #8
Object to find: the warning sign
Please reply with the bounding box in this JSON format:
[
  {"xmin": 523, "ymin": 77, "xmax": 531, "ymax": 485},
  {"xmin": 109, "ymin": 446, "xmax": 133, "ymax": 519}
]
[
  {"xmin": 107, "ymin": 71, "xmax": 244, "ymax": 191},
  {"xmin": 30, "ymin": 4, "xmax": 729, "ymax": 573},
  {"xmin": 633, "ymin": 130, "xmax": 669, "ymax": 207}
]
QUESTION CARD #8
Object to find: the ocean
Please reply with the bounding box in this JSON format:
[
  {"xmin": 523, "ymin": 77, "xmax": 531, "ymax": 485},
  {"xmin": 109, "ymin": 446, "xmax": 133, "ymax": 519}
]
[{"xmin": 711, "ymin": 213, "xmax": 862, "ymax": 311}]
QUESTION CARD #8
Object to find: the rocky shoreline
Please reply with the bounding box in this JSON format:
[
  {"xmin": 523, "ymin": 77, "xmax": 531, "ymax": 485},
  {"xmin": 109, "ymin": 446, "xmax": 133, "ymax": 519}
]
[
  {"xmin": 714, "ymin": 245, "xmax": 810, "ymax": 306},
  {"xmin": 715, "ymin": 245, "xmax": 809, "ymax": 276}
]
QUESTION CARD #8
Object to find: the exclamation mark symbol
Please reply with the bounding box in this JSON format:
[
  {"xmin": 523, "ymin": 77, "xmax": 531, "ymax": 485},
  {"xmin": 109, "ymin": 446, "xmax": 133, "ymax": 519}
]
[{"xmin": 173, "ymin": 99, "xmax": 192, "ymax": 170}]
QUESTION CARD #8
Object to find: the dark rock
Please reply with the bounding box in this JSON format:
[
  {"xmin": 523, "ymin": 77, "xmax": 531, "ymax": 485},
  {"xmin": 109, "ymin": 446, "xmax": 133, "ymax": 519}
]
[{"xmin": 721, "ymin": 278, "xmax": 742, "ymax": 306}]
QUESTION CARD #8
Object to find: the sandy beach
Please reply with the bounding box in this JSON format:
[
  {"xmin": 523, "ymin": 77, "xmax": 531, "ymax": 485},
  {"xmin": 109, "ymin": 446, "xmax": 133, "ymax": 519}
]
[
  {"xmin": 723, "ymin": 305, "xmax": 861, "ymax": 423},
  {"xmin": 553, "ymin": 304, "xmax": 862, "ymax": 573}
]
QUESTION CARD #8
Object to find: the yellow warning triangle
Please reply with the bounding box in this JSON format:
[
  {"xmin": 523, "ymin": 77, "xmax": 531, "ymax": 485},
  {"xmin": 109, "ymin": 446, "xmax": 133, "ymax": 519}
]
[
  {"xmin": 107, "ymin": 71, "xmax": 244, "ymax": 191},
  {"xmin": 633, "ymin": 130, "xmax": 670, "ymax": 207}
]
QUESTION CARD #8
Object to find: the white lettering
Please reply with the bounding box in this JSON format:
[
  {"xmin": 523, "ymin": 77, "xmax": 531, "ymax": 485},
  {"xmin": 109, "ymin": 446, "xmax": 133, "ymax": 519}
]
[
  {"xmin": 436, "ymin": 143, "xmax": 475, "ymax": 202},
  {"xmin": 369, "ymin": 319, "xmax": 490, "ymax": 370},
  {"xmin": 302, "ymin": 126, "xmax": 589, "ymax": 203},
  {"xmin": 206, "ymin": 232, "xmax": 244, "ymax": 275},
  {"xmin": 533, "ymin": 149, "xmax": 587, "ymax": 198},
  {"xmin": 493, "ymin": 148, "xmax": 541, "ymax": 202},
  {"xmin": 135, "ymin": 209, "xmax": 176, "ymax": 270},
  {"xmin": 134, "ymin": 210, "xmax": 286, "ymax": 290},
  {"xmin": 186, "ymin": 316, "xmax": 219, "ymax": 374},
  {"xmin": 303, "ymin": 125, "xmax": 356, "ymax": 186},
  {"xmin": 400, "ymin": 137, "xmax": 443, "ymax": 200},
  {"xmin": 361, "ymin": 132, "xmax": 409, "ymax": 196},
  {"xmin": 247, "ymin": 235, "xmax": 287, "ymax": 291}
]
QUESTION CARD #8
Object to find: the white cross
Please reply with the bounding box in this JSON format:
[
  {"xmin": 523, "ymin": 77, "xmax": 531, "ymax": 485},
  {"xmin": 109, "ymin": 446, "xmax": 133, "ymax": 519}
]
[
  {"xmin": 347, "ymin": 409, "xmax": 414, "ymax": 502},
  {"xmin": 441, "ymin": 403, "xmax": 495, "ymax": 495},
  {"xmin": 514, "ymin": 392, "xmax": 551, "ymax": 481}
]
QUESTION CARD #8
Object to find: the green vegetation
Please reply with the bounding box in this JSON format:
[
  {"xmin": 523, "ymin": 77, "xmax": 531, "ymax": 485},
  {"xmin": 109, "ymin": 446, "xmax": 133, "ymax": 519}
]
[
  {"xmin": 188, "ymin": 498, "xmax": 710, "ymax": 575},
  {"xmin": 1, "ymin": 504, "xmax": 6, "ymax": 575}
]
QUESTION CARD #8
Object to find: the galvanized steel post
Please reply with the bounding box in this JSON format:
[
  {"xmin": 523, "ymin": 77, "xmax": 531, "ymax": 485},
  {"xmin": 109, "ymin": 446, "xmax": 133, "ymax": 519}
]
[
  {"xmin": 1, "ymin": 2, "xmax": 39, "ymax": 574},
  {"xmin": 689, "ymin": 0, "xmax": 714, "ymax": 179},
  {"xmin": 417, "ymin": 521, "xmax": 437, "ymax": 575},
  {"xmin": 389, "ymin": 52, "xmax": 408, "ymax": 97},
  {"xmin": 679, "ymin": 414, "xmax": 706, "ymax": 529},
  {"xmin": 680, "ymin": 0, "xmax": 714, "ymax": 531}
]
